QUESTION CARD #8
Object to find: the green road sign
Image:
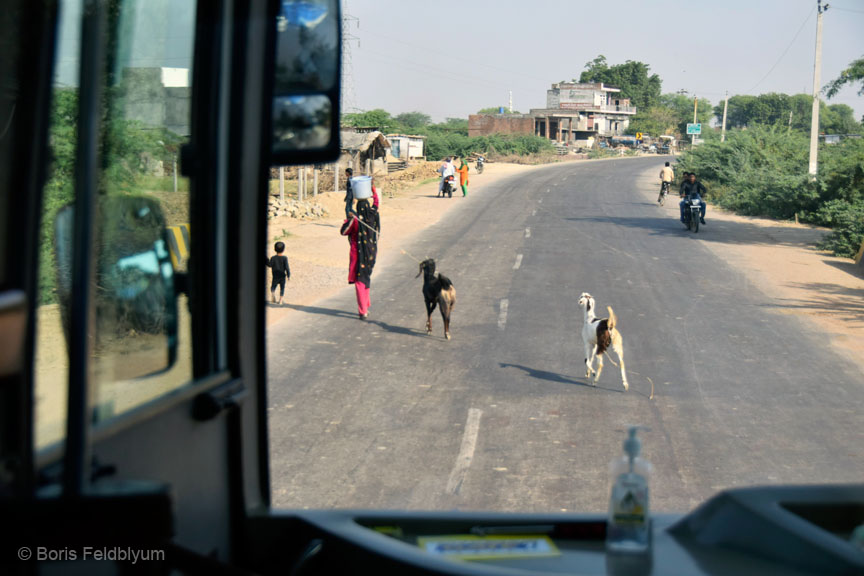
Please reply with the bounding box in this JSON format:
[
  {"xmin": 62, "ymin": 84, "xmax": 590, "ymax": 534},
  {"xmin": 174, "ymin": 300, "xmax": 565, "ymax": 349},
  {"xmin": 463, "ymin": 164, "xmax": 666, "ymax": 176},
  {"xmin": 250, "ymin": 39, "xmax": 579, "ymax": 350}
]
[{"xmin": 686, "ymin": 123, "xmax": 702, "ymax": 135}]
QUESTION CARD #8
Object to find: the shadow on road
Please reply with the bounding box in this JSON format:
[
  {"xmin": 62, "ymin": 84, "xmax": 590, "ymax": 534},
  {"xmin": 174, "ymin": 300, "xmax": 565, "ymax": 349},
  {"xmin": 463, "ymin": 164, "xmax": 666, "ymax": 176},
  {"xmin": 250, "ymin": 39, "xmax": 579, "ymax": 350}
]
[
  {"xmin": 366, "ymin": 319, "xmax": 429, "ymax": 338},
  {"xmin": 565, "ymin": 215, "xmax": 827, "ymax": 249},
  {"xmin": 282, "ymin": 303, "xmax": 432, "ymax": 338},
  {"xmin": 499, "ymin": 362, "xmax": 624, "ymax": 393},
  {"xmin": 760, "ymin": 282, "xmax": 864, "ymax": 321},
  {"xmin": 824, "ymin": 259, "xmax": 864, "ymax": 279},
  {"xmin": 282, "ymin": 303, "xmax": 357, "ymax": 319}
]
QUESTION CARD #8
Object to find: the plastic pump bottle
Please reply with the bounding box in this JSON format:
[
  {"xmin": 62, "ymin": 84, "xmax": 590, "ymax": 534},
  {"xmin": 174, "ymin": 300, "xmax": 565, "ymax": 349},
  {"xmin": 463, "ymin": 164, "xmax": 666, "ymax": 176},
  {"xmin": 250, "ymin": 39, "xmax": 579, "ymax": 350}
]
[{"xmin": 606, "ymin": 426, "xmax": 652, "ymax": 553}]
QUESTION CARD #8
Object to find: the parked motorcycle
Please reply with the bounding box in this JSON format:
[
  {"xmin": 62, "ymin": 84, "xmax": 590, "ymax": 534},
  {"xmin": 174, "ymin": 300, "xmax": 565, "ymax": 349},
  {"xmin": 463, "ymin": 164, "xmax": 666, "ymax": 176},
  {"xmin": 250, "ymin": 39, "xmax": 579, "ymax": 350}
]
[
  {"xmin": 476, "ymin": 156, "xmax": 485, "ymax": 174},
  {"xmin": 683, "ymin": 194, "xmax": 702, "ymax": 233}
]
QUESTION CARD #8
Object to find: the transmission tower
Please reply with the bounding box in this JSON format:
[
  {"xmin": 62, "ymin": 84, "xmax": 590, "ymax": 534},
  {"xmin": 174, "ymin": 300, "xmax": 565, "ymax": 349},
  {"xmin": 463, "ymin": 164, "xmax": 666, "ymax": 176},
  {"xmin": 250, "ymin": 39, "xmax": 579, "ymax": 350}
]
[{"xmin": 341, "ymin": 1, "xmax": 359, "ymax": 114}]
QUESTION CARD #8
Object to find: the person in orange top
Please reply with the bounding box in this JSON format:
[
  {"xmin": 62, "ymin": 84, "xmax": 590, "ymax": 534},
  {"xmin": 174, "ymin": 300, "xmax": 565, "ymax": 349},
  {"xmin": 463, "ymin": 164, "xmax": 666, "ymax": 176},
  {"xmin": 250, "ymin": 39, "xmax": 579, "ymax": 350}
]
[{"xmin": 456, "ymin": 157, "xmax": 469, "ymax": 197}]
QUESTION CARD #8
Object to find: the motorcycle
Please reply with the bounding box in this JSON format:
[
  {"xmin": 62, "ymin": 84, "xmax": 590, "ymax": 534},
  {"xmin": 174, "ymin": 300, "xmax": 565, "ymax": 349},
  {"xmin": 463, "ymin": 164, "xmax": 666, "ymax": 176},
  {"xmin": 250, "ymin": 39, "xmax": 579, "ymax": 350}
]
[
  {"xmin": 682, "ymin": 194, "xmax": 702, "ymax": 233},
  {"xmin": 476, "ymin": 156, "xmax": 485, "ymax": 174},
  {"xmin": 439, "ymin": 174, "xmax": 457, "ymax": 198}
]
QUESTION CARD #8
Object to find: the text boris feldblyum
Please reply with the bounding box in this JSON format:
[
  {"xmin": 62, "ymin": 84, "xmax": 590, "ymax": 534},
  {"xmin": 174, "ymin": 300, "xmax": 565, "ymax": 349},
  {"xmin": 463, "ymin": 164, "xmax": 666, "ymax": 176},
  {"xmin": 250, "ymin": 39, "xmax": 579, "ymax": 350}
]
[{"xmin": 37, "ymin": 546, "xmax": 165, "ymax": 564}]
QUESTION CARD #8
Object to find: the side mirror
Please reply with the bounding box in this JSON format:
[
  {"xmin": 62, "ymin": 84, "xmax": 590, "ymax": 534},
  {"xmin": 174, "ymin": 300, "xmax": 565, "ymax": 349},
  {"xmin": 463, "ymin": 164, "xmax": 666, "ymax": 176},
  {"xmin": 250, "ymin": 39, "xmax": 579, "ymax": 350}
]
[
  {"xmin": 270, "ymin": 0, "xmax": 341, "ymax": 165},
  {"xmin": 54, "ymin": 196, "xmax": 178, "ymax": 381}
]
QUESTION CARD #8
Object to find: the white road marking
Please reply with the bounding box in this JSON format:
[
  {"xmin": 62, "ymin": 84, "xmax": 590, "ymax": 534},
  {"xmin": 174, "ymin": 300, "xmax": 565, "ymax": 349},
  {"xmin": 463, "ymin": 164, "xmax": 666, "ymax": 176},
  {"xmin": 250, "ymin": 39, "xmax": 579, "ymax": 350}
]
[
  {"xmin": 532, "ymin": 209, "xmax": 537, "ymax": 216},
  {"xmin": 513, "ymin": 254, "xmax": 523, "ymax": 270},
  {"xmin": 525, "ymin": 228, "xmax": 531, "ymax": 238},
  {"xmin": 446, "ymin": 408, "xmax": 483, "ymax": 495},
  {"xmin": 498, "ymin": 299, "xmax": 509, "ymax": 330}
]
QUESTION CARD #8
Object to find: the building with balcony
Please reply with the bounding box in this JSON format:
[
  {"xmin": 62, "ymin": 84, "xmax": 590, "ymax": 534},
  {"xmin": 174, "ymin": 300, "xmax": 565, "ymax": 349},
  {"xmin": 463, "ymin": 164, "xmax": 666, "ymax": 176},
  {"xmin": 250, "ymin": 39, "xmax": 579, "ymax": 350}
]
[
  {"xmin": 467, "ymin": 82, "xmax": 636, "ymax": 144},
  {"xmin": 529, "ymin": 82, "xmax": 636, "ymax": 142}
]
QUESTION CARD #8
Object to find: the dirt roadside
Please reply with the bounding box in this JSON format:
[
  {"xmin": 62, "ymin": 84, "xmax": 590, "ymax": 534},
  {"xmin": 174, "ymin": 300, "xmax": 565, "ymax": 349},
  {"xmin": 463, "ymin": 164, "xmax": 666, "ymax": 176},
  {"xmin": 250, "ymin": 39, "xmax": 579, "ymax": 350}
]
[{"xmin": 638, "ymin": 167, "xmax": 864, "ymax": 371}]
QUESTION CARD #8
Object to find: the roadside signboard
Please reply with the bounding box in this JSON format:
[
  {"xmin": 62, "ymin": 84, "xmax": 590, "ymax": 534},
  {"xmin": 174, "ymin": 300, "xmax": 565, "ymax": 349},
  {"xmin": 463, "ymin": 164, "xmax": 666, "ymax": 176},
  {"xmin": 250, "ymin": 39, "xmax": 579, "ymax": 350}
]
[{"xmin": 686, "ymin": 123, "xmax": 702, "ymax": 135}]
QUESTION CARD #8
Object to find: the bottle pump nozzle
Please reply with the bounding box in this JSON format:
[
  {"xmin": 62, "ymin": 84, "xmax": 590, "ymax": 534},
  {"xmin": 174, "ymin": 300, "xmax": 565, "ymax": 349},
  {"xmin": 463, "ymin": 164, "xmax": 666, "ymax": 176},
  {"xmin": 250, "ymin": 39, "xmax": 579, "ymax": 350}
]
[{"xmin": 623, "ymin": 426, "xmax": 649, "ymax": 472}]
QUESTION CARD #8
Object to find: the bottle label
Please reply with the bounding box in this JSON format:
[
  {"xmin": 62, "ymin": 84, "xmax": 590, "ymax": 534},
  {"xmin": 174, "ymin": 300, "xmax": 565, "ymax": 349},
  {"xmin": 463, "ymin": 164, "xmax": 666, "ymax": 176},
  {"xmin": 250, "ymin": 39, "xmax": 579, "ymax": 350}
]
[{"xmin": 612, "ymin": 476, "xmax": 647, "ymax": 525}]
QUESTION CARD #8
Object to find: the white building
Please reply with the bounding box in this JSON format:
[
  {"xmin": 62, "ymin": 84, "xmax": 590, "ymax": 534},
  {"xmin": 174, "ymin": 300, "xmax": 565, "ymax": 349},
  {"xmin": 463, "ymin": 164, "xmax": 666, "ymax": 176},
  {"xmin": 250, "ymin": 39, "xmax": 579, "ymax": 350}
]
[{"xmin": 529, "ymin": 82, "xmax": 636, "ymax": 142}]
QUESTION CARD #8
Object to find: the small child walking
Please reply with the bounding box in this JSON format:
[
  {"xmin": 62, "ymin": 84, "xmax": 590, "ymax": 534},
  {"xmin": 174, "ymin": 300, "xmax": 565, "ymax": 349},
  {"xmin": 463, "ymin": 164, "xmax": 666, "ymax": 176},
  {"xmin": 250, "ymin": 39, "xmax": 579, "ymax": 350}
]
[{"xmin": 266, "ymin": 241, "xmax": 291, "ymax": 305}]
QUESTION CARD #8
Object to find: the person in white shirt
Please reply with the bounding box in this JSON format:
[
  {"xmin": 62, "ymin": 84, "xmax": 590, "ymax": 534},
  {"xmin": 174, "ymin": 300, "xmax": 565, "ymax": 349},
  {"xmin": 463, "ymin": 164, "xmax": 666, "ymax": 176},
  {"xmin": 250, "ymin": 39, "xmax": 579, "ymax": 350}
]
[
  {"xmin": 658, "ymin": 161, "xmax": 674, "ymax": 203},
  {"xmin": 437, "ymin": 156, "xmax": 455, "ymax": 195}
]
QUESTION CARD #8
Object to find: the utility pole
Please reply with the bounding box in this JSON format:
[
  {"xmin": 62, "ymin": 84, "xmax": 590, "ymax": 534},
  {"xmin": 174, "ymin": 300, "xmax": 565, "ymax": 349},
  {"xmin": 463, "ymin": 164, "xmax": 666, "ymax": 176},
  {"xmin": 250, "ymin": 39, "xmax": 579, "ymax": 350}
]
[
  {"xmin": 692, "ymin": 95, "xmax": 698, "ymax": 148},
  {"xmin": 508, "ymin": 90, "xmax": 513, "ymax": 113},
  {"xmin": 808, "ymin": 0, "xmax": 828, "ymax": 176},
  {"xmin": 721, "ymin": 91, "xmax": 729, "ymax": 143},
  {"xmin": 341, "ymin": 2, "xmax": 360, "ymax": 114}
]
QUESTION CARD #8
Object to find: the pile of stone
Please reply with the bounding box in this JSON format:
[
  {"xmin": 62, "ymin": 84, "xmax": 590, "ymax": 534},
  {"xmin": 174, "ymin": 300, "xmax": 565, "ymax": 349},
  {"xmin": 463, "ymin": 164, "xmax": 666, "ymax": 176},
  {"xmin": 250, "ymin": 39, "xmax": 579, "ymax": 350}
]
[{"xmin": 267, "ymin": 198, "xmax": 328, "ymax": 220}]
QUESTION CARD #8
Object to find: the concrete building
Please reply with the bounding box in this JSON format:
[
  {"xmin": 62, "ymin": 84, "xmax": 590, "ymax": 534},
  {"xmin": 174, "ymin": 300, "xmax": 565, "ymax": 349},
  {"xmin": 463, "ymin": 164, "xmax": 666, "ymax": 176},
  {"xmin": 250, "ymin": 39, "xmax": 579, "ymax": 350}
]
[
  {"xmin": 530, "ymin": 82, "xmax": 636, "ymax": 143},
  {"xmin": 467, "ymin": 114, "xmax": 534, "ymax": 138},
  {"xmin": 467, "ymin": 82, "xmax": 636, "ymax": 144},
  {"xmin": 119, "ymin": 67, "xmax": 191, "ymax": 137},
  {"xmin": 385, "ymin": 134, "xmax": 426, "ymax": 160}
]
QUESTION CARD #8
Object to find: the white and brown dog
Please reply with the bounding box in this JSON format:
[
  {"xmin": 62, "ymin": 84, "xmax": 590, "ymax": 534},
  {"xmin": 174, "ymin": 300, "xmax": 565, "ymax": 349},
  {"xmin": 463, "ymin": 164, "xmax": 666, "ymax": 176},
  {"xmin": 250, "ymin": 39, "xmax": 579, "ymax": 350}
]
[{"xmin": 578, "ymin": 292, "xmax": 628, "ymax": 390}]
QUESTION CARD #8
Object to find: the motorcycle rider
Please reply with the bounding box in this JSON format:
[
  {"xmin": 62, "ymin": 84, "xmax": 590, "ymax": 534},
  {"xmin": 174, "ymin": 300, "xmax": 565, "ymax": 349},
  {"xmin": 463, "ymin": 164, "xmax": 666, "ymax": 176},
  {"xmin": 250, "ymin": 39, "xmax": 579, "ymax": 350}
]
[
  {"xmin": 679, "ymin": 172, "xmax": 707, "ymax": 225},
  {"xmin": 437, "ymin": 156, "xmax": 455, "ymax": 196},
  {"xmin": 659, "ymin": 161, "xmax": 674, "ymax": 202}
]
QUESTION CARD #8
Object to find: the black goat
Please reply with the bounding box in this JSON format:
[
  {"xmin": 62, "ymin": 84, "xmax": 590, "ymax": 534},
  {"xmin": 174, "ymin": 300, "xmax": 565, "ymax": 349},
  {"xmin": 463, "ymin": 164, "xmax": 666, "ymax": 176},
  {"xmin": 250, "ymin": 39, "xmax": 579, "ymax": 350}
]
[{"xmin": 415, "ymin": 258, "xmax": 456, "ymax": 340}]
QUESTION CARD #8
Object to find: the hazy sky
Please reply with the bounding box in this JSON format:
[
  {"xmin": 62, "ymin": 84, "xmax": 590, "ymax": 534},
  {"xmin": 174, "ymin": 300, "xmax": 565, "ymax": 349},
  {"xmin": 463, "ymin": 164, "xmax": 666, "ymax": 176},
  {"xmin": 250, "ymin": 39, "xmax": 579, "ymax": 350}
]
[{"xmin": 346, "ymin": 0, "xmax": 864, "ymax": 121}]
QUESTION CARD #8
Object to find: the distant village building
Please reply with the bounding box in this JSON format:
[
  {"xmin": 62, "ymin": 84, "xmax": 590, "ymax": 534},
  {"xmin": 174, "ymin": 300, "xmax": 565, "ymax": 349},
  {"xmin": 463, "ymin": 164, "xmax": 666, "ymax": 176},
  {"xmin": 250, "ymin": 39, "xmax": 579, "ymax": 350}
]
[
  {"xmin": 468, "ymin": 82, "xmax": 636, "ymax": 143},
  {"xmin": 531, "ymin": 82, "xmax": 635, "ymax": 142},
  {"xmin": 340, "ymin": 130, "xmax": 391, "ymax": 175},
  {"xmin": 467, "ymin": 114, "xmax": 534, "ymax": 138},
  {"xmin": 385, "ymin": 134, "xmax": 426, "ymax": 160}
]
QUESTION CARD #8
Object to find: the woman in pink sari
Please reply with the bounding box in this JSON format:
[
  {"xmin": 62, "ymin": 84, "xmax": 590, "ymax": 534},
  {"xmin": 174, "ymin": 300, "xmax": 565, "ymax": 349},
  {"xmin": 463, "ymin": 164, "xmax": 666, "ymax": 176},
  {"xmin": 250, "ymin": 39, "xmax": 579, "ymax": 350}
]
[{"xmin": 340, "ymin": 186, "xmax": 380, "ymax": 319}]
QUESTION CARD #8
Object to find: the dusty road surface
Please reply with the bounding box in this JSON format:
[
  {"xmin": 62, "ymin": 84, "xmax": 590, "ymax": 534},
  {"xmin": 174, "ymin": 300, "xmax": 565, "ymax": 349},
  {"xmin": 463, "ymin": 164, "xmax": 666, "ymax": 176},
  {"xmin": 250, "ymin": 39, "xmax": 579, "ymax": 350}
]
[{"xmin": 265, "ymin": 156, "xmax": 864, "ymax": 514}]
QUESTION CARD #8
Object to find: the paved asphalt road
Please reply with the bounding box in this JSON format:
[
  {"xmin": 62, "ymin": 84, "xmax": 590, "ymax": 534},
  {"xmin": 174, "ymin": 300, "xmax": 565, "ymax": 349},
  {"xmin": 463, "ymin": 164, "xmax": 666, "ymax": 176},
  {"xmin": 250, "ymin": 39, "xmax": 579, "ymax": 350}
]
[{"xmin": 267, "ymin": 157, "xmax": 863, "ymax": 515}]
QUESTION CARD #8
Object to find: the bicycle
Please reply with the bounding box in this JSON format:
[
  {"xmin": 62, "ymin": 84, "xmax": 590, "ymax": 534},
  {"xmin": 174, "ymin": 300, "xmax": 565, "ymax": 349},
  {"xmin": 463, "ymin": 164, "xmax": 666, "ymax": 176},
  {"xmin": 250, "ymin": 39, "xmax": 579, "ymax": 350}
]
[{"xmin": 658, "ymin": 181, "xmax": 671, "ymax": 205}]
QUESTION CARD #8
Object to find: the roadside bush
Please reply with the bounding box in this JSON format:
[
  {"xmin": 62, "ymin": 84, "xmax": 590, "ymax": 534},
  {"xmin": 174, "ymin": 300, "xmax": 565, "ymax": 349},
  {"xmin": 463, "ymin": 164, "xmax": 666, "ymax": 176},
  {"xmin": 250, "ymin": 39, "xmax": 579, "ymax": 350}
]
[
  {"xmin": 812, "ymin": 199, "xmax": 864, "ymax": 258},
  {"xmin": 677, "ymin": 126, "xmax": 815, "ymax": 219},
  {"xmin": 424, "ymin": 132, "xmax": 554, "ymax": 161},
  {"xmin": 677, "ymin": 126, "xmax": 864, "ymax": 258}
]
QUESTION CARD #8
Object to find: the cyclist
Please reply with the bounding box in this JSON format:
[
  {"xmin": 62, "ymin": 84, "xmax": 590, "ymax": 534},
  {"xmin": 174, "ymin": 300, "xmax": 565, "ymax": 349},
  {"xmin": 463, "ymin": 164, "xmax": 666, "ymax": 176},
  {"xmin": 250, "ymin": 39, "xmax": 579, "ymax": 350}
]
[{"xmin": 658, "ymin": 161, "xmax": 674, "ymax": 203}]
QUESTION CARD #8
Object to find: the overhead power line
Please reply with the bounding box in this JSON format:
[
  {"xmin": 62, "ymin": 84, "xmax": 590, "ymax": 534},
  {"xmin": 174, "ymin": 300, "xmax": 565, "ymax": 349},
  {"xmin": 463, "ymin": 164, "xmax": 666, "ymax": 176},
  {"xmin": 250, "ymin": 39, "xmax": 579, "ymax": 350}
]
[{"xmin": 744, "ymin": 6, "xmax": 815, "ymax": 94}]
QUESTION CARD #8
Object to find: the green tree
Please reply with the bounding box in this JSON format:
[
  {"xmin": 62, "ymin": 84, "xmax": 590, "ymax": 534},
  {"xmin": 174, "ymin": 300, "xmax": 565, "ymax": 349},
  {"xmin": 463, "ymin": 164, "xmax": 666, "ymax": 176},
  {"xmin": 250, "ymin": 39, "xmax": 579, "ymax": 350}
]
[
  {"xmin": 476, "ymin": 107, "xmax": 521, "ymax": 115},
  {"xmin": 716, "ymin": 93, "xmax": 860, "ymax": 134},
  {"xmin": 394, "ymin": 111, "xmax": 431, "ymax": 131},
  {"xmin": 660, "ymin": 93, "xmax": 712, "ymax": 135},
  {"xmin": 341, "ymin": 109, "xmax": 396, "ymax": 131},
  {"xmin": 822, "ymin": 103, "xmax": 861, "ymax": 134},
  {"xmin": 824, "ymin": 56, "xmax": 864, "ymax": 98},
  {"xmin": 427, "ymin": 117, "xmax": 468, "ymax": 134},
  {"xmin": 627, "ymin": 106, "xmax": 679, "ymax": 136},
  {"xmin": 578, "ymin": 55, "xmax": 662, "ymax": 110}
]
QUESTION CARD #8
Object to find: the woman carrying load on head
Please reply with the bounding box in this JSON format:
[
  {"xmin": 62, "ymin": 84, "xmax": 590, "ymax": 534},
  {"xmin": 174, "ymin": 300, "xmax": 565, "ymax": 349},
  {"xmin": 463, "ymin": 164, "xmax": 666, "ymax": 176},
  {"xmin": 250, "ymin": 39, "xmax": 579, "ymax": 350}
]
[
  {"xmin": 456, "ymin": 157, "xmax": 469, "ymax": 197},
  {"xmin": 340, "ymin": 183, "xmax": 380, "ymax": 319}
]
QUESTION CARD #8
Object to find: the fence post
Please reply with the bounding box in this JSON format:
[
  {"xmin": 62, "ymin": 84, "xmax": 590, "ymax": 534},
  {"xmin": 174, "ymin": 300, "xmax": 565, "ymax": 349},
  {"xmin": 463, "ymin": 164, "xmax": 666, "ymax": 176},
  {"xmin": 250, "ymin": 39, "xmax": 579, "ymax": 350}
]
[
  {"xmin": 313, "ymin": 168, "xmax": 319, "ymax": 197},
  {"xmin": 366, "ymin": 158, "xmax": 371, "ymax": 176},
  {"xmin": 299, "ymin": 166, "xmax": 305, "ymax": 201},
  {"xmin": 279, "ymin": 166, "xmax": 285, "ymax": 202},
  {"xmin": 334, "ymin": 161, "xmax": 339, "ymax": 194},
  {"xmin": 173, "ymin": 154, "xmax": 178, "ymax": 193}
]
